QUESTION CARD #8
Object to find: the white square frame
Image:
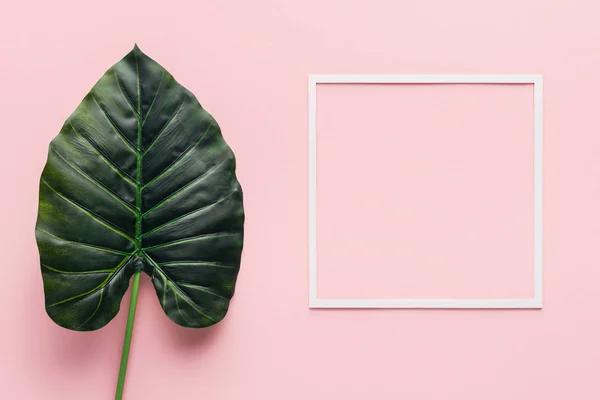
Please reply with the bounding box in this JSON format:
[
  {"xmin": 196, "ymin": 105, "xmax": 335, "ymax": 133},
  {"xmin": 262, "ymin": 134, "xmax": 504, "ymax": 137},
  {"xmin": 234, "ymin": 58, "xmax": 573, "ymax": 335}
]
[{"xmin": 308, "ymin": 74, "xmax": 543, "ymax": 309}]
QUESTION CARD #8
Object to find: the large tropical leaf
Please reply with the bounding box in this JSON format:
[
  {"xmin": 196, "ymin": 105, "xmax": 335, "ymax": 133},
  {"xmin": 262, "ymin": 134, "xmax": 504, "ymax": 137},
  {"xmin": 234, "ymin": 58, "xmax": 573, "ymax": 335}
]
[{"xmin": 35, "ymin": 45, "xmax": 244, "ymax": 331}]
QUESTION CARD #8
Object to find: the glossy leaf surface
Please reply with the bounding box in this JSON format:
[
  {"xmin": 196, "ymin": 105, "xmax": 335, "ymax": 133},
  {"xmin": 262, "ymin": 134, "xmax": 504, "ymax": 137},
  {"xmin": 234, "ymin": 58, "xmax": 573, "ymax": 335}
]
[{"xmin": 35, "ymin": 46, "xmax": 244, "ymax": 331}]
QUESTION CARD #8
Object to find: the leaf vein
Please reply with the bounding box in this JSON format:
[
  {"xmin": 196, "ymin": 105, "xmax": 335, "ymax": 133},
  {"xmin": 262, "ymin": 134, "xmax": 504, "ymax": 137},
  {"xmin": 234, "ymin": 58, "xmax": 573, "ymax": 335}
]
[
  {"xmin": 142, "ymin": 72, "xmax": 164, "ymax": 126},
  {"xmin": 142, "ymin": 189, "xmax": 236, "ymax": 237},
  {"xmin": 36, "ymin": 228, "xmax": 130, "ymax": 255},
  {"xmin": 143, "ymin": 232, "xmax": 239, "ymax": 250},
  {"xmin": 67, "ymin": 120, "xmax": 136, "ymax": 185},
  {"xmin": 47, "ymin": 253, "xmax": 134, "ymax": 307},
  {"xmin": 141, "ymin": 98, "xmax": 185, "ymax": 156},
  {"xmin": 142, "ymin": 158, "xmax": 228, "ymax": 218},
  {"xmin": 49, "ymin": 145, "xmax": 136, "ymax": 214},
  {"xmin": 42, "ymin": 264, "xmax": 114, "ymax": 275},
  {"xmin": 142, "ymin": 123, "xmax": 213, "ymax": 188},
  {"xmin": 77, "ymin": 288, "xmax": 104, "ymax": 330},
  {"xmin": 158, "ymin": 262, "xmax": 236, "ymax": 269},
  {"xmin": 90, "ymin": 94, "xmax": 139, "ymax": 155},
  {"xmin": 178, "ymin": 283, "xmax": 227, "ymax": 299},
  {"xmin": 145, "ymin": 253, "xmax": 216, "ymax": 322},
  {"xmin": 173, "ymin": 289, "xmax": 193, "ymax": 325},
  {"xmin": 113, "ymin": 69, "xmax": 139, "ymax": 117},
  {"xmin": 41, "ymin": 179, "xmax": 135, "ymax": 243}
]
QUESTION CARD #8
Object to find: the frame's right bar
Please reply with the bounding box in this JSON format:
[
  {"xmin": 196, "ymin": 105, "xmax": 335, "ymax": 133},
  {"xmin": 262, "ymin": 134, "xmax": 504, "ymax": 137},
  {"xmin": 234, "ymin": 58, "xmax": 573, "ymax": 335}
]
[{"xmin": 532, "ymin": 75, "xmax": 544, "ymax": 308}]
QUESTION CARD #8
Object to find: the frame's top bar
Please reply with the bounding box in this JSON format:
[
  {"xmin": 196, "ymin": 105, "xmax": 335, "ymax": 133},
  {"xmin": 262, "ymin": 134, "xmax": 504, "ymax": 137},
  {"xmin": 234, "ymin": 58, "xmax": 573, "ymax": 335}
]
[{"xmin": 309, "ymin": 74, "xmax": 542, "ymax": 84}]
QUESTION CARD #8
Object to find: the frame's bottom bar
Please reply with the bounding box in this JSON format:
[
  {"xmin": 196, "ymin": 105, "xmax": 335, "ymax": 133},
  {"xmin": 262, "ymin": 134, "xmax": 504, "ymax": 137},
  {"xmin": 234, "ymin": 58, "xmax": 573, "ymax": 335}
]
[{"xmin": 309, "ymin": 298, "xmax": 543, "ymax": 309}]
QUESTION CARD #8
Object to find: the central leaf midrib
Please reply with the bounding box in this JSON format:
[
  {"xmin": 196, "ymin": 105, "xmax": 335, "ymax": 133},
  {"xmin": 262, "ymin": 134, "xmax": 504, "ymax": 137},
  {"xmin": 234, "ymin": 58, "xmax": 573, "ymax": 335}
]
[{"xmin": 134, "ymin": 47, "xmax": 143, "ymax": 260}]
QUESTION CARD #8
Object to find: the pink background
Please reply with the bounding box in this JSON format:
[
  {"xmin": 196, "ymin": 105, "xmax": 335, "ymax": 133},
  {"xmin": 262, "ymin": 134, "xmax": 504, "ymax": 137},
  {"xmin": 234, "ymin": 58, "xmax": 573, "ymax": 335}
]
[{"xmin": 1, "ymin": 0, "xmax": 600, "ymax": 399}]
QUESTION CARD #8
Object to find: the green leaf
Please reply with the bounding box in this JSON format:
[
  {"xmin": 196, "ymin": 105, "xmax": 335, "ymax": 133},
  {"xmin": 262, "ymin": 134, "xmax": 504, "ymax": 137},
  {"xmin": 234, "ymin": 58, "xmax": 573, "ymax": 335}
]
[{"xmin": 35, "ymin": 45, "xmax": 244, "ymax": 331}]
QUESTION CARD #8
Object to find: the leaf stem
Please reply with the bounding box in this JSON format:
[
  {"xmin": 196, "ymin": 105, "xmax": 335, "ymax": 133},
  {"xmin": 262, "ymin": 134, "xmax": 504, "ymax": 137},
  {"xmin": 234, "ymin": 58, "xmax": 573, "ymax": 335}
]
[{"xmin": 114, "ymin": 271, "xmax": 141, "ymax": 400}]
